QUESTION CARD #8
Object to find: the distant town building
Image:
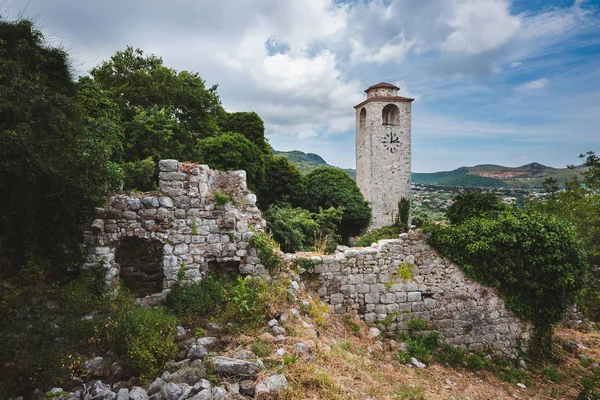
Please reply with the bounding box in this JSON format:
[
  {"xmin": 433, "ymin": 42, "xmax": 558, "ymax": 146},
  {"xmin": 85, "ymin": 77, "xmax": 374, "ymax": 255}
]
[{"xmin": 355, "ymin": 82, "xmax": 414, "ymax": 229}]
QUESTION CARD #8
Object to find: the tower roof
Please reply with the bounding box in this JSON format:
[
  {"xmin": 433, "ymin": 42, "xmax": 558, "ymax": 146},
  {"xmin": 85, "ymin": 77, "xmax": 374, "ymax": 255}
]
[{"xmin": 365, "ymin": 82, "xmax": 400, "ymax": 93}]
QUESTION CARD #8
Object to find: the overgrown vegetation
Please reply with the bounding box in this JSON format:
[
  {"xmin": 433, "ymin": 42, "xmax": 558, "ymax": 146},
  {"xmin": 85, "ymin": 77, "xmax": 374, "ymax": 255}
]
[
  {"xmin": 0, "ymin": 264, "xmax": 178, "ymax": 395},
  {"xmin": 531, "ymin": 151, "xmax": 600, "ymax": 321},
  {"xmin": 430, "ymin": 196, "xmax": 588, "ymax": 359}
]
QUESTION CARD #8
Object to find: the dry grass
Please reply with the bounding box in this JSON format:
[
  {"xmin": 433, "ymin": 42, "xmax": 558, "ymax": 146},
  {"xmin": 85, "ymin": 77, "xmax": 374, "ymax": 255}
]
[{"xmin": 222, "ymin": 289, "xmax": 599, "ymax": 399}]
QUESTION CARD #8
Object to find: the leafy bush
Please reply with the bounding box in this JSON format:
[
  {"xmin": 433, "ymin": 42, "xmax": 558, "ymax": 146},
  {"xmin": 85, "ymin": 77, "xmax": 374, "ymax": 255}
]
[
  {"xmin": 430, "ymin": 208, "xmax": 588, "ymax": 359},
  {"xmin": 165, "ymin": 275, "xmax": 226, "ymax": 317},
  {"xmin": 251, "ymin": 340, "xmax": 273, "ymax": 358},
  {"xmin": 445, "ymin": 190, "xmax": 506, "ymax": 225},
  {"xmin": 250, "ymin": 231, "xmax": 281, "ymax": 270},
  {"xmin": 407, "ymin": 318, "xmax": 428, "ymax": 333},
  {"xmin": 123, "ymin": 157, "xmax": 156, "ymax": 191},
  {"xmin": 465, "ymin": 353, "xmax": 485, "ymax": 371},
  {"xmin": 165, "ymin": 274, "xmax": 280, "ymax": 332},
  {"xmin": 264, "ymin": 205, "xmax": 343, "ymax": 253},
  {"xmin": 356, "ymin": 225, "xmax": 400, "ymax": 247},
  {"xmin": 109, "ymin": 294, "xmax": 178, "ymax": 380},
  {"xmin": 544, "ymin": 365, "xmax": 564, "ymax": 383}
]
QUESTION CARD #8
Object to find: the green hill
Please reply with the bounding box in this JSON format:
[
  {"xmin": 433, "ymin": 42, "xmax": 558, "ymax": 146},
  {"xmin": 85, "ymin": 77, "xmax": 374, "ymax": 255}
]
[
  {"xmin": 273, "ymin": 148, "xmax": 582, "ymax": 189},
  {"xmin": 272, "ymin": 148, "xmax": 355, "ymax": 178}
]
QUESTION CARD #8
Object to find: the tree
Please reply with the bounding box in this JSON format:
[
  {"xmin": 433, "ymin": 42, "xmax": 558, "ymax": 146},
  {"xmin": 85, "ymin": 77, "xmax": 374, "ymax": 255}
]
[
  {"xmin": 264, "ymin": 205, "xmax": 343, "ymax": 253},
  {"xmin": 0, "ymin": 19, "xmax": 122, "ymax": 276},
  {"xmin": 303, "ymin": 167, "xmax": 371, "ymax": 241},
  {"xmin": 430, "ymin": 209, "xmax": 588, "ymax": 359},
  {"xmin": 89, "ymin": 47, "xmax": 223, "ymax": 182},
  {"xmin": 218, "ymin": 112, "xmax": 270, "ymax": 154},
  {"xmin": 532, "ymin": 151, "xmax": 600, "ymax": 319},
  {"xmin": 196, "ymin": 132, "xmax": 266, "ymax": 193},
  {"xmin": 446, "ymin": 190, "xmax": 506, "ymax": 225},
  {"xmin": 259, "ymin": 156, "xmax": 306, "ymax": 209}
]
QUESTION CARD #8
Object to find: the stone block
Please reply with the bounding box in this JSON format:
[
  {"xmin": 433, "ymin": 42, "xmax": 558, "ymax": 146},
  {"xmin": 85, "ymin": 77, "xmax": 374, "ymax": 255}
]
[
  {"xmin": 407, "ymin": 292, "xmax": 421, "ymax": 302},
  {"xmin": 159, "ymin": 159, "xmax": 179, "ymax": 172}
]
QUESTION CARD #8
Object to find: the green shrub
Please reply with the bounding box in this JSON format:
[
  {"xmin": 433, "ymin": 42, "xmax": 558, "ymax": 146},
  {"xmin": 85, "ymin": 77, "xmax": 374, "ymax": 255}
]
[
  {"xmin": 406, "ymin": 338, "xmax": 431, "ymax": 363},
  {"xmin": 264, "ymin": 205, "xmax": 343, "ymax": 253},
  {"xmin": 407, "ymin": 318, "xmax": 428, "ymax": 333},
  {"xmin": 110, "ymin": 293, "xmax": 178, "ymax": 380},
  {"xmin": 123, "ymin": 157, "xmax": 156, "ymax": 191},
  {"xmin": 395, "ymin": 351, "xmax": 412, "ymax": 364},
  {"xmin": 250, "ymin": 231, "xmax": 281, "ymax": 270},
  {"xmin": 165, "ymin": 275, "xmax": 226, "ymax": 317},
  {"xmin": 430, "ymin": 208, "xmax": 588, "ymax": 359},
  {"xmin": 165, "ymin": 274, "xmax": 276, "ymax": 333},
  {"xmin": 544, "ymin": 365, "xmax": 564, "ymax": 383},
  {"xmin": 434, "ymin": 343, "xmax": 467, "ymax": 368},
  {"xmin": 578, "ymin": 370, "xmax": 600, "ymax": 400},
  {"xmin": 445, "ymin": 190, "xmax": 506, "ymax": 225},
  {"xmin": 213, "ymin": 191, "xmax": 230, "ymax": 205},
  {"xmin": 356, "ymin": 225, "xmax": 400, "ymax": 247},
  {"xmin": 398, "ymin": 263, "xmax": 413, "ymax": 282},
  {"xmin": 465, "ymin": 353, "xmax": 485, "ymax": 371},
  {"xmin": 251, "ymin": 340, "xmax": 272, "ymax": 358}
]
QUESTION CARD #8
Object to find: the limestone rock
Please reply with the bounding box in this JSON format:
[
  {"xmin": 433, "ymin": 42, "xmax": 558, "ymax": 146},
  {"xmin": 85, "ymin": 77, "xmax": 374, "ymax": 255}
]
[{"xmin": 212, "ymin": 356, "xmax": 259, "ymax": 377}]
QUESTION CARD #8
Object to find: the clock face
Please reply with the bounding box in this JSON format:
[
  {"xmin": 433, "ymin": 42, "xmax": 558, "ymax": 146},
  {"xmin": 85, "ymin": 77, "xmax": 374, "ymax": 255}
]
[{"xmin": 381, "ymin": 130, "xmax": 400, "ymax": 153}]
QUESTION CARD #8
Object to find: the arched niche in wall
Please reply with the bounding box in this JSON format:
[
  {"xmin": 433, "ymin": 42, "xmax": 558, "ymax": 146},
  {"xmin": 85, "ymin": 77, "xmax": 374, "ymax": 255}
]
[
  {"xmin": 359, "ymin": 108, "xmax": 367, "ymax": 129},
  {"xmin": 382, "ymin": 104, "xmax": 400, "ymax": 126}
]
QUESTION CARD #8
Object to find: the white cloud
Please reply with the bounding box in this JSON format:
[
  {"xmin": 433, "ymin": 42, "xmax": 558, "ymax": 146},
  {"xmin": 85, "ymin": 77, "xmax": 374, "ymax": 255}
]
[
  {"xmin": 442, "ymin": 0, "xmax": 521, "ymax": 55},
  {"xmin": 516, "ymin": 78, "xmax": 549, "ymax": 91},
  {"xmin": 510, "ymin": 61, "xmax": 522, "ymax": 68}
]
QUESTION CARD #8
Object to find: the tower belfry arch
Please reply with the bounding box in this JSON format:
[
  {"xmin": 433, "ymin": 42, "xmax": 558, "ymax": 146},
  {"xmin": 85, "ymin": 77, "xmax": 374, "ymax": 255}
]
[{"xmin": 355, "ymin": 82, "xmax": 414, "ymax": 229}]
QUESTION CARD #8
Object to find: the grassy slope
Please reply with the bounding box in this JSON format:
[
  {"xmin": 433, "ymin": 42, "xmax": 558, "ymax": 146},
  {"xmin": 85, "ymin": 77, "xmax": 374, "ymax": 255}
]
[{"xmin": 221, "ymin": 288, "xmax": 598, "ymax": 399}]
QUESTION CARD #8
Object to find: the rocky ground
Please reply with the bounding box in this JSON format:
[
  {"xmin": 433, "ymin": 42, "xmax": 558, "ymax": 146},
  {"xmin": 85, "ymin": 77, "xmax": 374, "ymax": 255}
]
[{"xmin": 20, "ymin": 279, "xmax": 600, "ymax": 400}]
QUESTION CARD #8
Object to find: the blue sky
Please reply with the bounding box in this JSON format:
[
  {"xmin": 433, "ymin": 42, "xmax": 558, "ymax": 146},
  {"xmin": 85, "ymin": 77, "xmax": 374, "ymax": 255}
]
[{"xmin": 3, "ymin": 0, "xmax": 599, "ymax": 172}]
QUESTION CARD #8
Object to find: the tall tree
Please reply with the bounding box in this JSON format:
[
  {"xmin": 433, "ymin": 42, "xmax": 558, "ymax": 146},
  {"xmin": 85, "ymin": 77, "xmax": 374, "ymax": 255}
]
[
  {"xmin": 303, "ymin": 167, "xmax": 371, "ymax": 242},
  {"xmin": 0, "ymin": 19, "xmax": 122, "ymax": 276},
  {"xmin": 90, "ymin": 47, "xmax": 223, "ymax": 166}
]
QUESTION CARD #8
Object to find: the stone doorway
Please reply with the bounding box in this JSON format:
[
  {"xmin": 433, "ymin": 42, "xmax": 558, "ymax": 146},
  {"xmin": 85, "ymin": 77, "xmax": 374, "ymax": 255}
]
[{"xmin": 115, "ymin": 238, "xmax": 164, "ymax": 297}]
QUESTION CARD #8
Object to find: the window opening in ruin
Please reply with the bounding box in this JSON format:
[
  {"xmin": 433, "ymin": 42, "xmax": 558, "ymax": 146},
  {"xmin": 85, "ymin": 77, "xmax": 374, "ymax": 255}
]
[
  {"xmin": 115, "ymin": 237, "xmax": 164, "ymax": 297},
  {"xmin": 359, "ymin": 108, "xmax": 366, "ymax": 129},
  {"xmin": 207, "ymin": 259, "xmax": 241, "ymax": 277},
  {"xmin": 382, "ymin": 104, "xmax": 400, "ymax": 126}
]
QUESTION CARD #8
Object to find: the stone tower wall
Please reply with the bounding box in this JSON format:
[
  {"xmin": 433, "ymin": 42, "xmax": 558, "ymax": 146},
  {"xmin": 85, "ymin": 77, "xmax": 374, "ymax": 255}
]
[{"xmin": 356, "ymin": 92, "xmax": 412, "ymax": 229}]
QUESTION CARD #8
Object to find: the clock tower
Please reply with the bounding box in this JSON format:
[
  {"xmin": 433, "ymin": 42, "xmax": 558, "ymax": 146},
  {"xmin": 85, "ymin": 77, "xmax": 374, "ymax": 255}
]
[{"xmin": 355, "ymin": 82, "xmax": 414, "ymax": 230}]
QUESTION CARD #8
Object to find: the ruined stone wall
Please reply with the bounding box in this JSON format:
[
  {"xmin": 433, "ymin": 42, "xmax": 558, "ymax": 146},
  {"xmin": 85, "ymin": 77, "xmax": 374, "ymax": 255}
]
[
  {"xmin": 82, "ymin": 159, "xmax": 268, "ymax": 295},
  {"xmin": 291, "ymin": 232, "xmax": 531, "ymax": 356}
]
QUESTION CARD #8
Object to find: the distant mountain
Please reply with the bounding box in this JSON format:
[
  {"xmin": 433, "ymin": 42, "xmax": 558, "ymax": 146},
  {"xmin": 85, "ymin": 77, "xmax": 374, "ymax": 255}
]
[
  {"xmin": 273, "ymin": 148, "xmax": 582, "ymax": 189},
  {"xmin": 412, "ymin": 163, "xmax": 581, "ymax": 189},
  {"xmin": 272, "ymin": 148, "xmax": 356, "ymax": 178}
]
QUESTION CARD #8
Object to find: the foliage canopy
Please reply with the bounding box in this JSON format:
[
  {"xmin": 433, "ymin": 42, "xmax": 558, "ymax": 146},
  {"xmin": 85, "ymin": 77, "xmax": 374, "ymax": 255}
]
[
  {"xmin": 430, "ymin": 208, "xmax": 588, "ymax": 358},
  {"xmin": 303, "ymin": 167, "xmax": 371, "ymax": 241}
]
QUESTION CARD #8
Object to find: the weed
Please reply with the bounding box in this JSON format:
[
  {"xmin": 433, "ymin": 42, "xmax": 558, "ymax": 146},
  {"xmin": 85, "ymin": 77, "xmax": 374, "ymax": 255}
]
[
  {"xmin": 352, "ymin": 323, "xmax": 361, "ymax": 333},
  {"xmin": 544, "ymin": 365, "xmax": 564, "ymax": 383},
  {"xmin": 294, "ymin": 257, "xmax": 316, "ymax": 272},
  {"xmin": 395, "ymin": 351, "xmax": 412, "ymax": 364},
  {"xmin": 465, "ymin": 353, "xmax": 485, "ymax": 371},
  {"xmin": 250, "ymin": 230, "xmax": 281, "ymax": 270},
  {"xmin": 191, "ymin": 216, "xmax": 197, "ymax": 235},
  {"xmin": 194, "ymin": 327, "xmax": 204, "ymax": 337},
  {"xmin": 398, "ymin": 262, "xmax": 413, "ymax": 282},
  {"xmin": 284, "ymin": 355, "xmax": 299, "ymax": 366},
  {"xmin": 578, "ymin": 370, "xmax": 600, "ymax": 399},
  {"xmin": 395, "ymin": 384, "xmax": 428, "ymax": 400},
  {"xmin": 213, "ymin": 191, "xmax": 229, "ymax": 205},
  {"xmin": 251, "ymin": 340, "xmax": 272, "ymax": 358},
  {"xmin": 407, "ymin": 318, "xmax": 428, "ymax": 333}
]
